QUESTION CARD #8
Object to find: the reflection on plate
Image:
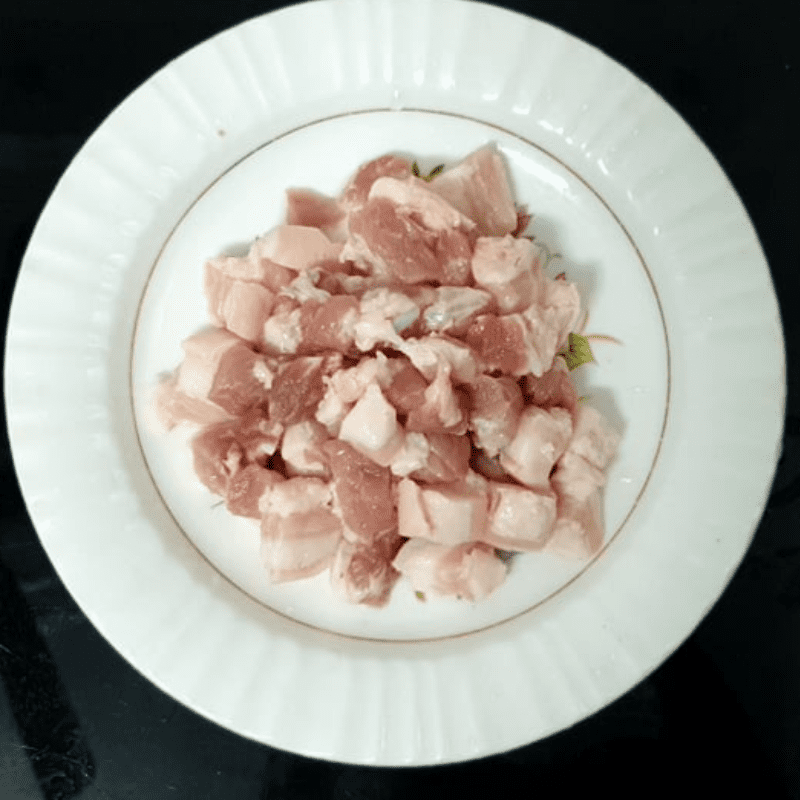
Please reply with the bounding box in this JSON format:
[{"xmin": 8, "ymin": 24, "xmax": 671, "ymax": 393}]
[{"xmin": 5, "ymin": 0, "xmax": 784, "ymax": 766}]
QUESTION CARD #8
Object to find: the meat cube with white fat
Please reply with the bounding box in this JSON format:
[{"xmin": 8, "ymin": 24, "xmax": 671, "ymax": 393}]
[
  {"xmin": 397, "ymin": 475, "xmax": 488, "ymax": 546},
  {"xmin": 405, "ymin": 364, "xmax": 468, "ymax": 435},
  {"xmin": 255, "ymin": 224, "xmax": 340, "ymax": 272},
  {"xmin": 260, "ymin": 478, "xmax": 343, "ymax": 583},
  {"xmin": 177, "ymin": 328, "xmax": 270, "ymax": 417},
  {"xmin": 392, "ymin": 539, "xmax": 507, "ymax": 601},
  {"xmin": 428, "ymin": 145, "xmax": 517, "ymax": 237},
  {"xmin": 481, "ymin": 484, "xmax": 557, "ymax": 551},
  {"xmin": 565, "ymin": 405, "xmax": 621, "ymax": 470},
  {"xmin": 338, "ymin": 381, "xmax": 404, "ymax": 466},
  {"xmin": 399, "ymin": 335, "xmax": 478, "ymax": 384},
  {"xmin": 204, "ymin": 263, "xmax": 275, "ymax": 343},
  {"xmin": 281, "ymin": 420, "xmax": 330, "ymax": 478},
  {"xmin": 422, "ymin": 286, "xmax": 493, "ymax": 335},
  {"xmin": 546, "ymin": 491, "xmax": 605, "ymax": 560},
  {"xmin": 330, "ymin": 531, "xmax": 405, "ymax": 607},
  {"xmin": 225, "ymin": 464, "xmax": 285, "ymax": 519},
  {"xmin": 499, "ymin": 406, "xmax": 573, "ymax": 490},
  {"xmin": 467, "ymin": 375, "xmax": 524, "ymax": 456},
  {"xmin": 323, "ymin": 440, "xmax": 397, "ymax": 544},
  {"xmin": 471, "ymin": 235, "xmax": 542, "ymax": 313},
  {"xmin": 315, "ymin": 355, "xmax": 394, "ymax": 435},
  {"xmin": 545, "ymin": 406, "xmax": 619, "ymax": 559}
]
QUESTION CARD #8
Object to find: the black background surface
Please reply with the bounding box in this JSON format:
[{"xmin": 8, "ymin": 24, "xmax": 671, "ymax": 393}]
[{"xmin": 1, "ymin": 2, "xmax": 798, "ymax": 799}]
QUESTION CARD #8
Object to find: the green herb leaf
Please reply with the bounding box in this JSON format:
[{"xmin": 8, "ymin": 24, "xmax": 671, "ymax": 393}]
[
  {"xmin": 423, "ymin": 164, "xmax": 445, "ymax": 181},
  {"xmin": 411, "ymin": 161, "xmax": 445, "ymax": 182},
  {"xmin": 415, "ymin": 590, "xmax": 426, "ymax": 601},
  {"xmin": 558, "ymin": 332, "xmax": 595, "ymax": 371}
]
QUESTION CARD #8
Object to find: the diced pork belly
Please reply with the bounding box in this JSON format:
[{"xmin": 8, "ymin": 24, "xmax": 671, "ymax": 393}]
[
  {"xmin": 410, "ymin": 433, "xmax": 471, "ymax": 484},
  {"xmin": 286, "ymin": 188, "xmax": 345, "ymax": 231},
  {"xmin": 343, "ymin": 197, "xmax": 421, "ymax": 278},
  {"xmin": 177, "ymin": 328, "xmax": 270, "ymax": 416},
  {"xmin": 240, "ymin": 415, "xmax": 284, "ymax": 465},
  {"xmin": 208, "ymin": 239, "xmax": 295, "ymax": 293},
  {"xmin": 465, "ymin": 314, "xmax": 529, "ymax": 376},
  {"xmin": 466, "ymin": 307, "xmax": 567, "ymax": 379},
  {"xmin": 262, "ymin": 297, "xmax": 302, "ymax": 355},
  {"xmin": 191, "ymin": 410, "xmax": 282, "ymax": 497},
  {"xmin": 341, "ymin": 154, "xmax": 412, "ymax": 212},
  {"xmin": 345, "ymin": 198, "xmax": 443, "ymax": 284},
  {"xmin": 499, "ymin": 406, "xmax": 573, "ymax": 490},
  {"xmin": 565, "ymin": 405, "xmax": 620, "ymax": 469},
  {"xmin": 315, "ymin": 354, "xmax": 393, "ymax": 434},
  {"xmin": 518, "ymin": 304, "xmax": 562, "ymax": 378},
  {"xmin": 352, "ymin": 288, "xmax": 418, "ymax": 352},
  {"xmin": 521, "ymin": 282, "xmax": 583, "ymax": 378},
  {"xmin": 546, "ymin": 490, "xmax": 604, "ymax": 560},
  {"xmin": 405, "ymin": 364, "xmax": 468, "ymax": 435},
  {"xmin": 368, "ymin": 176, "xmax": 476, "ymax": 234},
  {"xmin": 330, "ymin": 530, "xmax": 405, "ymax": 606},
  {"xmin": 192, "ymin": 420, "xmax": 245, "ymax": 497},
  {"xmin": 542, "ymin": 277, "xmax": 582, "ymax": 351},
  {"xmin": 154, "ymin": 374, "xmax": 232, "ymax": 431},
  {"xmin": 399, "ymin": 335, "xmax": 478, "ymax": 384},
  {"xmin": 298, "ymin": 295, "xmax": 359, "ymax": 355},
  {"xmin": 332, "ymin": 272, "xmax": 393, "ymax": 297},
  {"xmin": 551, "ymin": 450, "xmax": 606, "ymax": 504},
  {"xmin": 392, "ymin": 539, "xmax": 506, "ymax": 601},
  {"xmin": 255, "ymin": 224, "xmax": 339, "ymax": 272},
  {"xmin": 204, "ymin": 263, "xmax": 275, "ymax": 343},
  {"xmin": 397, "ymin": 475, "xmax": 488, "ymax": 546},
  {"xmin": 428, "ymin": 145, "xmax": 517, "ymax": 237},
  {"xmin": 360, "ymin": 289, "xmax": 421, "ymax": 330},
  {"xmin": 338, "ymin": 381, "xmax": 404, "ymax": 466},
  {"xmin": 260, "ymin": 477, "xmax": 342, "ymax": 582},
  {"xmin": 422, "ymin": 286, "xmax": 493, "ymax": 335},
  {"xmin": 471, "ymin": 235, "xmax": 542, "ymax": 313},
  {"xmin": 225, "ymin": 464, "xmax": 285, "ymax": 519},
  {"xmin": 390, "ymin": 432, "xmax": 470, "ymax": 482},
  {"xmin": 467, "ymin": 375, "xmax": 524, "ymax": 456},
  {"xmin": 522, "ymin": 362, "xmax": 578, "ymax": 415},
  {"xmin": 480, "ymin": 484, "xmax": 557, "ymax": 551},
  {"xmin": 279, "ymin": 270, "xmax": 332, "ymax": 305},
  {"xmin": 430, "ymin": 227, "xmax": 475, "ymax": 287},
  {"xmin": 465, "ymin": 277, "xmax": 582, "ymax": 378},
  {"xmin": 268, "ymin": 356, "xmax": 330, "ymax": 426},
  {"xmin": 544, "ymin": 405, "xmax": 618, "ymax": 567},
  {"xmin": 403, "ymin": 284, "xmax": 439, "ymax": 316},
  {"xmin": 346, "ymin": 178, "xmax": 476, "ymax": 286},
  {"xmin": 324, "ymin": 440, "xmax": 397, "ymax": 543},
  {"xmin": 281, "ymin": 420, "xmax": 330, "ymax": 477},
  {"xmin": 382, "ymin": 358, "xmax": 429, "ymax": 416},
  {"xmin": 390, "ymin": 432, "xmax": 431, "ymax": 477}
]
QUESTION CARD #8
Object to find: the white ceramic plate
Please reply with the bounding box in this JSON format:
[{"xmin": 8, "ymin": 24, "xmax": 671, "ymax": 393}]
[{"xmin": 5, "ymin": 0, "xmax": 784, "ymax": 765}]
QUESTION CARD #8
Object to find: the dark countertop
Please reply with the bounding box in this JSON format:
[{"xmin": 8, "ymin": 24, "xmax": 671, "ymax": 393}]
[{"xmin": 1, "ymin": 2, "xmax": 798, "ymax": 798}]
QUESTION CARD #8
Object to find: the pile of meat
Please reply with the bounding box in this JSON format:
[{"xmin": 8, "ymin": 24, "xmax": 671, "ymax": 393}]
[{"xmin": 156, "ymin": 146, "xmax": 619, "ymax": 606}]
